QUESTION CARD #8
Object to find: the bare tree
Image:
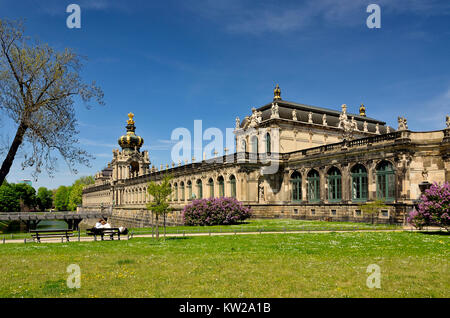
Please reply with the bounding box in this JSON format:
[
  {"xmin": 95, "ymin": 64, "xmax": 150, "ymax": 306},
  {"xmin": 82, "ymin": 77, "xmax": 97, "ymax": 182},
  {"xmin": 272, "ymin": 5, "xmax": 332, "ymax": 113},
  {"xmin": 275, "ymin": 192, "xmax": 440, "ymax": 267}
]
[{"xmin": 0, "ymin": 19, "xmax": 104, "ymax": 185}]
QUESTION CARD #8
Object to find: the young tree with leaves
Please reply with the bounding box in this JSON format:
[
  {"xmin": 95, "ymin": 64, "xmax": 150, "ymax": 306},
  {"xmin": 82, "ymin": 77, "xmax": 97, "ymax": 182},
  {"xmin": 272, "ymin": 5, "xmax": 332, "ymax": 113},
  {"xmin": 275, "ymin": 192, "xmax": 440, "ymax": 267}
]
[
  {"xmin": 146, "ymin": 175, "xmax": 173, "ymax": 240},
  {"xmin": 0, "ymin": 19, "xmax": 104, "ymax": 185},
  {"xmin": 360, "ymin": 199, "xmax": 389, "ymax": 224}
]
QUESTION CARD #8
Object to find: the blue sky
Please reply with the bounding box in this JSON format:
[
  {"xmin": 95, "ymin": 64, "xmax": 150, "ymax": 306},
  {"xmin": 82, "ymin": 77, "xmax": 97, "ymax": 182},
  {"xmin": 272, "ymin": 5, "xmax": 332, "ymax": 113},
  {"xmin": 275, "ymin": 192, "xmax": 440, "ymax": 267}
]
[{"xmin": 1, "ymin": 0, "xmax": 449, "ymax": 189}]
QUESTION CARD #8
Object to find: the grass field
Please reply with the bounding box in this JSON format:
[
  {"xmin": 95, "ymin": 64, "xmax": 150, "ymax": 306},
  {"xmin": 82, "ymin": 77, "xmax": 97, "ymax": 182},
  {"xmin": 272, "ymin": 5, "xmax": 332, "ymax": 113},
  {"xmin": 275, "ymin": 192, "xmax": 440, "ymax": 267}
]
[
  {"xmin": 0, "ymin": 231, "xmax": 448, "ymax": 298},
  {"xmin": 0, "ymin": 218, "xmax": 402, "ymax": 240}
]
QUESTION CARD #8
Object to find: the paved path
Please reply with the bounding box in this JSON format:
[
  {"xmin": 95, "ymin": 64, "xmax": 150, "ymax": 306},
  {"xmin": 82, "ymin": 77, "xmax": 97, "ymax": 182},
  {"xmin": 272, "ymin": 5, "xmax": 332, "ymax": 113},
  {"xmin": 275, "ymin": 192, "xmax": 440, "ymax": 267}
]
[{"xmin": 0, "ymin": 226, "xmax": 442, "ymax": 245}]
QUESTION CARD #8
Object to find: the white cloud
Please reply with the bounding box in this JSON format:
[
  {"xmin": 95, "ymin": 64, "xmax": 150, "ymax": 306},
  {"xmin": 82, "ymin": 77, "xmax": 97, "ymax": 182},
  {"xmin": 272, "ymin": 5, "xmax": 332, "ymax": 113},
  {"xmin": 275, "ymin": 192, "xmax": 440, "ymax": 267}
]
[{"xmin": 185, "ymin": 0, "xmax": 450, "ymax": 35}]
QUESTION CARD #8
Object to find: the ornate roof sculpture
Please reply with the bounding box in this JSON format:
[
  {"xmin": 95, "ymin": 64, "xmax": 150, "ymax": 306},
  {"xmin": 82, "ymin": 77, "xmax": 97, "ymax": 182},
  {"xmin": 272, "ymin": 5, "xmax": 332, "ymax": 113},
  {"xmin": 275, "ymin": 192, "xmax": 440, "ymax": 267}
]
[
  {"xmin": 359, "ymin": 103, "xmax": 366, "ymax": 117},
  {"xmin": 118, "ymin": 113, "xmax": 144, "ymax": 152},
  {"xmin": 273, "ymin": 84, "xmax": 281, "ymax": 101}
]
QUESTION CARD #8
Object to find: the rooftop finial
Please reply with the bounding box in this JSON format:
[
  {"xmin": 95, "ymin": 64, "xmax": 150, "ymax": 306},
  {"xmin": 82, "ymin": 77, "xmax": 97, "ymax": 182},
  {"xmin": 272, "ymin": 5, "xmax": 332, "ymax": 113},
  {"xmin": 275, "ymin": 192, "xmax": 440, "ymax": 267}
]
[
  {"xmin": 359, "ymin": 104, "xmax": 366, "ymax": 117},
  {"xmin": 127, "ymin": 112, "xmax": 135, "ymax": 125},
  {"xmin": 273, "ymin": 84, "xmax": 281, "ymax": 101}
]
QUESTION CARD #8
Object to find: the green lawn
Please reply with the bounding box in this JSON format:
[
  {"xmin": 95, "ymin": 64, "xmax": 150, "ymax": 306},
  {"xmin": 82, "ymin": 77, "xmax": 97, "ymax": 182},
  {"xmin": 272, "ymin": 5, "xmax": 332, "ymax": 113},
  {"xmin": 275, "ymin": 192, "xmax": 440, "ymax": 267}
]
[
  {"xmin": 0, "ymin": 218, "xmax": 401, "ymax": 240},
  {"xmin": 0, "ymin": 231, "xmax": 448, "ymax": 298},
  {"xmin": 131, "ymin": 218, "xmax": 401, "ymax": 236}
]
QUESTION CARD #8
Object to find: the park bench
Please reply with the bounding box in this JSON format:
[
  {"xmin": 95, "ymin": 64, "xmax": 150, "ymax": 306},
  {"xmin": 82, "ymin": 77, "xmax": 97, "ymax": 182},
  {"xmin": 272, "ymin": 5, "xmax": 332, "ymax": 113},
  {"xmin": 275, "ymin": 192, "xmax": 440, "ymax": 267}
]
[
  {"xmin": 86, "ymin": 228, "xmax": 122, "ymax": 241},
  {"xmin": 30, "ymin": 229, "xmax": 74, "ymax": 243}
]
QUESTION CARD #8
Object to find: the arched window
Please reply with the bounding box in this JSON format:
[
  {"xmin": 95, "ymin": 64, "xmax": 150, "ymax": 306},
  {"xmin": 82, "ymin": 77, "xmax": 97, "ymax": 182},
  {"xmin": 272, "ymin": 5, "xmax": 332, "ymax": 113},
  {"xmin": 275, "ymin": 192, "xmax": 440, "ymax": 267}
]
[
  {"xmin": 180, "ymin": 181, "xmax": 185, "ymax": 201},
  {"xmin": 351, "ymin": 164, "xmax": 368, "ymax": 202},
  {"xmin": 196, "ymin": 179, "xmax": 203, "ymax": 199},
  {"xmin": 208, "ymin": 178, "xmax": 214, "ymax": 198},
  {"xmin": 174, "ymin": 183, "xmax": 178, "ymax": 201},
  {"xmin": 187, "ymin": 180, "xmax": 192, "ymax": 200},
  {"xmin": 218, "ymin": 176, "xmax": 225, "ymax": 197},
  {"xmin": 307, "ymin": 169, "xmax": 320, "ymax": 202},
  {"xmin": 327, "ymin": 167, "xmax": 342, "ymax": 202},
  {"xmin": 230, "ymin": 175, "xmax": 236, "ymax": 198},
  {"xmin": 376, "ymin": 161, "xmax": 395, "ymax": 201},
  {"xmin": 241, "ymin": 139, "xmax": 247, "ymax": 152},
  {"xmin": 290, "ymin": 171, "xmax": 302, "ymax": 202},
  {"xmin": 251, "ymin": 136, "xmax": 258, "ymax": 153},
  {"xmin": 265, "ymin": 133, "xmax": 271, "ymax": 153}
]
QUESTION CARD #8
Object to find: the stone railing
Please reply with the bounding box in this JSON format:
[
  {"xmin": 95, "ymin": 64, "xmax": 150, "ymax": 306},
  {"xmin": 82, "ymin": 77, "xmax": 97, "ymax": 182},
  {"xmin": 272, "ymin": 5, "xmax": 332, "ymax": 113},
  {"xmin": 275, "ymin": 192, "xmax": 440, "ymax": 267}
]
[{"xmin": 287, "ymin": 131, "xmax": 402, "ymax": 159}]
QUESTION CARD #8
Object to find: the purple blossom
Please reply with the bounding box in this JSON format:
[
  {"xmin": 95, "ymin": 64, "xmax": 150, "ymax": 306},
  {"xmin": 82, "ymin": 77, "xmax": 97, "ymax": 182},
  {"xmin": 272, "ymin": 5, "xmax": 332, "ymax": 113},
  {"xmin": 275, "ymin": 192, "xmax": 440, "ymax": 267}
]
[
  {"xmin": 408, "ymin": 182, "xmax": 450, "ymax": 231},
  {"xmin": 182, "ymin": 197, "xmax": 252, "ymax": 226}
]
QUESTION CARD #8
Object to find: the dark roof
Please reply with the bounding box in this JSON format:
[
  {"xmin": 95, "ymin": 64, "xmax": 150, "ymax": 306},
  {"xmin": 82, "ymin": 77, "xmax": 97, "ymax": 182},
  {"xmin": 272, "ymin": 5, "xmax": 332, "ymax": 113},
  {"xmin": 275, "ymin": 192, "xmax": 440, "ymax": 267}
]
[
  {"xmin": 101, "ymin": 167, "xmax": 113, "ymax": 177},
  {"xmin": 241, "ymin": 100, "xmax": 394, "ymax": 134}
]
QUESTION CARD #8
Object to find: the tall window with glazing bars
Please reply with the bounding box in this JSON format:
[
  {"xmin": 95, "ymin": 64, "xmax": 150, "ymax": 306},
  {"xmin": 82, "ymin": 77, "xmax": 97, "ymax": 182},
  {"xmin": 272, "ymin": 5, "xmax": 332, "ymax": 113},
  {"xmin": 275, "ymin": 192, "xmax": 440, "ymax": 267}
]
[
  {"xmin": 174, "ymin": 183, "xmax": 178, "ymax": 201},
  {"xmin": 327, "ymin": 167, "xmax": 342, "ymax": 202},
  {"xmin": 230, "ymin": 175, "xmax": 236, "ymax": 198},
  {"xmin": 307, "ymin": 169, "xmax": 320, "ymax": 202},
  {"xmin": 218, "ymin": 176, "xmax": 225, "ymax": 197},
  {"xmin": 351, "ymin": 164, "xmax": 368, "ymax": 201},
  {"xmin": 180, "ymin": 182, "xmax": 185, "ymax": 201},
  {"xmin": 290, "ymin": 171, "xmax": 302, "ymax": 202},
  {"xmin": 208, "ymin": 178, "xmax": 214, "ymax": 198},
  {"xmin": 376, "ymin": 161, "xmax": 395, "ymax": 201},
  {"xmin": 196, "ymin": 179, "xmax": 202, "ymax": 199}
]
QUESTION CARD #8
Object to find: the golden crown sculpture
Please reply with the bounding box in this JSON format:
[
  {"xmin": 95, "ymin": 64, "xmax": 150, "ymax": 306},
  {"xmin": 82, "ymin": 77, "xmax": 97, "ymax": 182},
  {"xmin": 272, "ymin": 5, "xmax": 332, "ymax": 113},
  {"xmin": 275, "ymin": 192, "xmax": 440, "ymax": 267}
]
[{"xmin": 127, "ymin": 112, "xmax": 135, "ymax": 125}]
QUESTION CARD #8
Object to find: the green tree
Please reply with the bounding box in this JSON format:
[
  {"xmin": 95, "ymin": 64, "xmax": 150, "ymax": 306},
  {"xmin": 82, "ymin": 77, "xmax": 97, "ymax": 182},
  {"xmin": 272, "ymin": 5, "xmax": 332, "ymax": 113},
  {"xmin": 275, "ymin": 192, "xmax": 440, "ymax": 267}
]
[
  {"xmin": 146, "ymin": 175, "xmax": 173, "ymax": 239},
  {"xmin": 74, "ymin": 176, "xmax": 94, "ymax": 186},
  {"xmin": 360, "ymin": 200, "xmax": 389, "ymax": 224},
  {"xmin": 0, "ymin": 19, "xmax": 104, "ymax": 185},
  {"xmin": 54, "ymin": 185, "xmax": 70, "ymax": 211},
  {"xmin": 36, "ymin": 187, "xmax": 53, "ymax": 211},
  {"xmin": 67, "ymin": 175, "xmax": 94, "ymax": 210},
  {"xmin": 13, "ymin": 183, "xmax": 36, "ymax": 210},
  {"xmin": 0, "ymin": 183, "xmax": 20, "ymax": 211},
  {"xmin": 68, "ymin": 183, "xmax": 83, "ymax": 211}
]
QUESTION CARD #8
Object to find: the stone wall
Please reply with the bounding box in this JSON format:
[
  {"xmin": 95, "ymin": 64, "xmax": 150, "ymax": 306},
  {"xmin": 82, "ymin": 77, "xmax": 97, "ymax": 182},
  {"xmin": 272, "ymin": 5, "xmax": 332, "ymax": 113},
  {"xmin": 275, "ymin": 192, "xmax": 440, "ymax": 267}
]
[
  {"xmin": 248, "ymin": 203, "xmax": 410, "ymax": 224},
  {"xmin": 80, "ymin": 202, "xmax": 409, "ymax": 229}
]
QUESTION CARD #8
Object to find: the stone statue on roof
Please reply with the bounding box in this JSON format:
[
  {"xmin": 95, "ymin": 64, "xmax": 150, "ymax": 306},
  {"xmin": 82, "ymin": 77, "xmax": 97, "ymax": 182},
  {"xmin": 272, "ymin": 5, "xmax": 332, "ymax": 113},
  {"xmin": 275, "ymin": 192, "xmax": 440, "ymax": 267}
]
[
  {"xmin": 446, "ymin": 115, "xmax": 450, "ymax": 128},
  {"xmin": 249, "ymin": 108, "xmax": 258, "ymax": 127},
  {"xmin": 292, "ymin": 110, "xmax": 297, "ymax": 121},
  {"xmin": 398, "ymin": 116, "xmax": 408, "ymax": 131},
  {"xmin": 308, "ymin": 112, "xmax": 313, "ymax": 124},
  {"xmin": 322, "ymin": 114, "xmax": 327, "ymax": 126},
  {"xmin": 235, "ymin": 117, "xmax": 240, "ymax": 129},
  {"xmin": 338, "ymin": 104, "xmax": 348, "ymax": 129},
  {"xmin": 271, "ymin": 103, "xmax": 279, "ymax": 119}
]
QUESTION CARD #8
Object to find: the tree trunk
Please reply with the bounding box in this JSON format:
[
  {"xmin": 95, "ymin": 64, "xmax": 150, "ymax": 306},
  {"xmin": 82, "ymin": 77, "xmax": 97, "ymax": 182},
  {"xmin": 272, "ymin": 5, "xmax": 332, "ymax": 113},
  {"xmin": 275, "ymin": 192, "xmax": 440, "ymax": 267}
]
[
  {"xmin": 155, "ymin": 213, "xmax": 159, "ymax": 240},
  {"xmin": 0, "ymin": 121, "xmax": 28, "ymax": 185}
]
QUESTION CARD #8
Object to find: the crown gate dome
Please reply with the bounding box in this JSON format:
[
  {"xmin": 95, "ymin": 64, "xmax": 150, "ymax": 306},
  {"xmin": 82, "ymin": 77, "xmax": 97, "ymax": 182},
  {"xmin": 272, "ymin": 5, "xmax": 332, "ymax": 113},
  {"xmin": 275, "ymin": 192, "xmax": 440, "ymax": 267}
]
[{"xmin": 118, "ymin": 113, "xmax": 144, "ymax": 152}]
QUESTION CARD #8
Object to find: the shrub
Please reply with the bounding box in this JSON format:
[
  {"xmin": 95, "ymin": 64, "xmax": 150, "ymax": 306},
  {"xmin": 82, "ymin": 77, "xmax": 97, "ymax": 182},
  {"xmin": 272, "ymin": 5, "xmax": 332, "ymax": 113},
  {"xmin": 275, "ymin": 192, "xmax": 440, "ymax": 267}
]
[
  {"xmin": 408, "ymin": 182, "xmax": 450, "ymax": 231},
  {"xmin": 182, "ymin": 197, "xmax": 252, "ymax": 226}
]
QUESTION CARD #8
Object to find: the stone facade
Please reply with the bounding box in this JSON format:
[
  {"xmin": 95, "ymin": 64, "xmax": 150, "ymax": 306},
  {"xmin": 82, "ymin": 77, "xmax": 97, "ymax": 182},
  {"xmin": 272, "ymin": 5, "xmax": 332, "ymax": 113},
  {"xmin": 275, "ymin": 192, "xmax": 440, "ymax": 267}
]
[{"xmin": 82, "ymin": 86, "xmax": 450, "ymax": 226}]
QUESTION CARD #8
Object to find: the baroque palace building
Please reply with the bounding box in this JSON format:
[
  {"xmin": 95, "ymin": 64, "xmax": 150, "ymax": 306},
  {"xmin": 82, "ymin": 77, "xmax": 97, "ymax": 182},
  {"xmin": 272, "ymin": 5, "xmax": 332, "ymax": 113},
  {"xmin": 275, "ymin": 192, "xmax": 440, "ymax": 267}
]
[{"xmin": 82, "ymin": 85, "xmax": 450, "ymax": 227}]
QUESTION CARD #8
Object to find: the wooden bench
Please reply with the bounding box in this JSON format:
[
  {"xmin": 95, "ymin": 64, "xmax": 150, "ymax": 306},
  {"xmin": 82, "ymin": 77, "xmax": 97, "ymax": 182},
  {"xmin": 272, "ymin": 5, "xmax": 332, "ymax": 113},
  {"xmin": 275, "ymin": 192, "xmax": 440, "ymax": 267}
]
[
  {"xmin": 30, "ymin": 229, "xmax": 74, "ymax": 243},
  {"xmin": 86, "ymin": 228, "xmax": 121, "ymax": 241}
]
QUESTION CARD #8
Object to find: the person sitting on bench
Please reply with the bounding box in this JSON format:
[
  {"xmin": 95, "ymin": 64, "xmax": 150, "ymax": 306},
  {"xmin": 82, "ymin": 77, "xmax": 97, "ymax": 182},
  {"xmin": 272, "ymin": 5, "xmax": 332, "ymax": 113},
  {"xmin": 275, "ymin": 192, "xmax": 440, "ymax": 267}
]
[
  {"xmin": 94, "ymin": 219, "xmax": 103, "ymax": 229},
  {"xmin": 101, "ymin": 220, "xmax": 111, "ymax": 228}
]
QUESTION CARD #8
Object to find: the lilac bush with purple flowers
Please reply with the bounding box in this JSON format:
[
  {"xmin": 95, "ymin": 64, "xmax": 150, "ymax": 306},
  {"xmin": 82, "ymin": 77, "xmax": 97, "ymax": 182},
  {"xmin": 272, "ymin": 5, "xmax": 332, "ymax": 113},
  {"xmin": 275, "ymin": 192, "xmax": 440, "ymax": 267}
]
[
  {"xmin": 408, "ymin": 182, "xmax": 450, "ymax": 231},
  {"xmin": 182, "ymin": 197, "xmax": 252, "ymax": 226}
]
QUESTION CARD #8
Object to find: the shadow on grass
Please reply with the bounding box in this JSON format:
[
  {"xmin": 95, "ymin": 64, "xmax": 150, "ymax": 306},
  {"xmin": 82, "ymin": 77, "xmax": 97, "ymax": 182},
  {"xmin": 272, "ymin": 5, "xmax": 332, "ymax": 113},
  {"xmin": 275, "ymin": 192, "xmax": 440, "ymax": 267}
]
[
  {"xmin": 164, "ymin": 237, "xmax": 191, "ymax": 241},
  {"xmin": 117, "ymin": 259, "xmax": 135, "ymax": 265},
  {"xmin": 418, "ymin": 231, "xmax": 449, "ymax": 236}
]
